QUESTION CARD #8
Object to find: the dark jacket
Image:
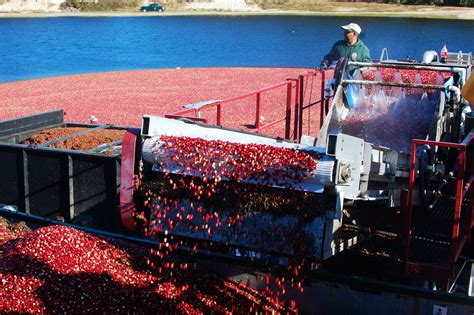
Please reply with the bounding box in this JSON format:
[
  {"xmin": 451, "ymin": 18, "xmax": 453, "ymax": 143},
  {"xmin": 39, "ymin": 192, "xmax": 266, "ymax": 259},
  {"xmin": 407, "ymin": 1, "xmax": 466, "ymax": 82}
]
[{"xmin": 321, "ymin": 39, "xmax": 371, "ymax": 69}]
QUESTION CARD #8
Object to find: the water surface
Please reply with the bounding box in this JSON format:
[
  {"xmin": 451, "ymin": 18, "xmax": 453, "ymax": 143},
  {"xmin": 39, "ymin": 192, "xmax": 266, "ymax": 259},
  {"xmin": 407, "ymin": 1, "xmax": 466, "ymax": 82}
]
[{"xmin": 1, "ymin": 16, "xmax": 473, "ymax": 82}]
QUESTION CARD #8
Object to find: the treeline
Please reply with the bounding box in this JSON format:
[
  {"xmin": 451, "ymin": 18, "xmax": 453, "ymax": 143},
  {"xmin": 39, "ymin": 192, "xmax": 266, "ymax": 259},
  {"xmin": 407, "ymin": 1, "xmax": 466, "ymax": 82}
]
[{"xmin": 385, "ymin": 0, "xmax": 473, "ymax": 6}]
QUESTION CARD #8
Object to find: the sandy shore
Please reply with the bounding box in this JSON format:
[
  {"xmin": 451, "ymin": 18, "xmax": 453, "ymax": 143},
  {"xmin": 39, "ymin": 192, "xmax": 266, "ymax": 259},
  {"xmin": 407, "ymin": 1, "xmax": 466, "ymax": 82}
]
[{"xmin": 0, "ymin": 6, "xmax": 473, "ymax": 20}]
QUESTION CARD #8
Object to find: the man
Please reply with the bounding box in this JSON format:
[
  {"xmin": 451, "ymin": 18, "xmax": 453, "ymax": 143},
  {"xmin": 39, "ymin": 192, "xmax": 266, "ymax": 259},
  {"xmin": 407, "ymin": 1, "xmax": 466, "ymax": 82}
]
[{"xmin": 319, "ymin": 23, "xmax": 371, "ymax": 73}]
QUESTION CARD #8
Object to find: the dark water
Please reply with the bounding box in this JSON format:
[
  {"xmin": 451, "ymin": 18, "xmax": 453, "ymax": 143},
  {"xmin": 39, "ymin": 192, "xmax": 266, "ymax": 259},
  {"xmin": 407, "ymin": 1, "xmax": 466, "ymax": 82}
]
[{"xmin": 0, "ymin": 16, "xmax": 473, "ymax": 83}]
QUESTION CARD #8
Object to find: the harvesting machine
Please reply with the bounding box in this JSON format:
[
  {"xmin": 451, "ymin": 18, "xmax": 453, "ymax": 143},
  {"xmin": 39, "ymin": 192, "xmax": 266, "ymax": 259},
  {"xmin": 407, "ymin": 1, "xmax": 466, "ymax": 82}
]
[
  {"xmin": 121, "ymin": 48, "xmax": 473, "ymax": 276},
  {"xmin": 1, "ymin": 48, "xmax": 474, "ymax": 313}
]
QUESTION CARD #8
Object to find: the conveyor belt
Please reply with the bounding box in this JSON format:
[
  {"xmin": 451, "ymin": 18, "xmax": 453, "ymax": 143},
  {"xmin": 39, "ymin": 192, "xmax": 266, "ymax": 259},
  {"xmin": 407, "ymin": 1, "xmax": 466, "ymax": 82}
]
[{"xmin": 142, "ymin": 136, "xmax": 334, "ymax": 194}]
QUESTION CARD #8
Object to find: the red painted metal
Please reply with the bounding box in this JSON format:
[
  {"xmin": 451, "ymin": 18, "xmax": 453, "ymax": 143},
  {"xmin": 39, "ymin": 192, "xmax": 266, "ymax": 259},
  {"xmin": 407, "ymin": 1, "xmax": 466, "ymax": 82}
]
[
  {"xmin": 298, "ymin": 75, "xmax": 304, "ymax": 140},
  {"xmin": 450, "ymin": 149, "xmax": 466, "ymax": 266},
  {"xmin": 216, "ymin": 104, "xmax": 222, "ymax": 126},
  {"xmin": 293, "ymin": 79, "xmax": 300, "ymax": 141},
  {"xmin": 120, "ymin": 128, "xmax": 140, "ymax": 232},
  {"xmin": 285, "ymin": 81, "xmax": 292, "ymax": 139},
  {"xmin": 405, "ymin": 131, "xmax": 474, "ymax": 281},
  {"xmin": 470, "ymin": 180, "xmax": 474, "ymax": 242},
  {"xmin": 255, "ymin": 93, "xmax": 261, "ymax": 129},
  {"xmin": 412, "ymin": 139, "xmax": 466, "ymax": 149},
  {"xmin": 463, "ymin": 175, "xmax": 474, "ymax": 199},
  {"xmin": 320, "ymin": 70, "xmax": 326, "ymax": 129},
  {"xmin": 166, "ymin": 80, "xmax": 295, "ymax": 139},
  {"xmin": 223, "ymin": 81, "xmax": 290, "ymax": 103},
  {"xmin": 404, "ymin": 141, "xmax": 418, "ymax": 265},
  {"xmin": 292, "ymin": 69, "xmax": 331, "ymax": 140},
  {"xmin": 400, "ymin": 189, "xmax": 410, "ymax": 274},
  {"xmin": 256, "ymin": 117, "xmax": 287, "ymax": 132},
  {"xmin": 463, "ymin": 175, "xmax": 474, "ymax": 243},
  {"xmin": 164, "ymin": 69, "xmax": 329, "ymax": 142},
  {"xmin": 454, "ymin": 235, "xmax": 469, "ymax": 265}
]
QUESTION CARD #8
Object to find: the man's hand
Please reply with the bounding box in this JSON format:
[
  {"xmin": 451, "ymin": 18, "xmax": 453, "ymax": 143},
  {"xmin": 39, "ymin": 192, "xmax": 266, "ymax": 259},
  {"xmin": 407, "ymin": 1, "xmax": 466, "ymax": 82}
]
[{"xmin": 319, "ymin": 60, "xmax": 329, "ymax": 70}]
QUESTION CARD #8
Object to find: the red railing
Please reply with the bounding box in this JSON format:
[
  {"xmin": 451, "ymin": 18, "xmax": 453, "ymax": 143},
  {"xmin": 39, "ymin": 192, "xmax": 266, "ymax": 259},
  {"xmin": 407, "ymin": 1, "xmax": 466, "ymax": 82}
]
[
  {"xmin": 294, "ymin": 69, "xmax": 334, "ymax": 140},
  {"xmin": 404, "ymin": 131, "xmax": 474, "ymax": 279},
  {"xmin": 165, "ymin": 69, "xmax": 331, "ymax": 141},
  {"xmin": 166, "ymin": 80, "xmax": 297, "ymax": 140}
]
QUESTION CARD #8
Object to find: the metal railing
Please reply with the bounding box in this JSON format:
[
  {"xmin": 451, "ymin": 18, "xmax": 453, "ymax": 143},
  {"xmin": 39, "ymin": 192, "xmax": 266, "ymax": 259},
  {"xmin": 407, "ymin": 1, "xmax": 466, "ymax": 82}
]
[
  {"xmin": 404, "ymin": 131, "xmax": 474, "ymax": 281},
  {"xmin": 166, "ymin": 80, "xmax": 297, "ymax": 140},
  {"xmin": 165, "ymin": 69, "xmax": 330, "ymax": 142},
  {"xmin": 293, "ymin": 69, "xmax": 329, "ymax": 140}
]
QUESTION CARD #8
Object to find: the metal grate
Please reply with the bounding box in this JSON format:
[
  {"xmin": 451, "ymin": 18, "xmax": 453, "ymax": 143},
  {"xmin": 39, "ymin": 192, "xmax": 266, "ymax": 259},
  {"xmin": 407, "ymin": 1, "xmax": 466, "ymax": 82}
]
[{"xmin": 408, "ymin": 190, "xmax": 456, "ymax": 267}]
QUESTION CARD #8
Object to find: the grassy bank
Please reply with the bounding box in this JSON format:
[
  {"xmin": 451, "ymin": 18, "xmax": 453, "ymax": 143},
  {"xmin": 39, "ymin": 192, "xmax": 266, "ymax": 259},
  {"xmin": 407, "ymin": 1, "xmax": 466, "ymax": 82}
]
[{"xmin": 0, "ymin": 3, "xmax": 473, "ymax": 20}]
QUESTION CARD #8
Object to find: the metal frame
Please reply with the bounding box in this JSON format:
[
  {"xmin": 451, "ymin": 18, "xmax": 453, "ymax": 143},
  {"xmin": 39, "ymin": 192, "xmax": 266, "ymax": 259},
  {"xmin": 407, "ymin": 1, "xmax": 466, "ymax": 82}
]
[
  {"xmin": 164, "ymin": 69, "xmax": 330, "ymax": 143},
  {"xmin": 294, "ymin": 69, "xmax": 331, "ymax": 141},
  {"xmin": 341, "ymin": 80, "xmax": 447, "ymax": 90},
  {"xmin": 0, "ymin": 110, "xmax": 64, "ymax": 142},
  {"xmin": 119, "ymin": 128, "xmax": 140, "ymax": 232},
  {"xmin": 348, "ymin": 61, "xmax": 470, "ymax": 72},
  {"xmin": 403, "ymin": 131, "xmax": 474, "ymax": 285},
  {"xmin": 166, "ymin": 79, "xmax": 298, "ymax": 140}
]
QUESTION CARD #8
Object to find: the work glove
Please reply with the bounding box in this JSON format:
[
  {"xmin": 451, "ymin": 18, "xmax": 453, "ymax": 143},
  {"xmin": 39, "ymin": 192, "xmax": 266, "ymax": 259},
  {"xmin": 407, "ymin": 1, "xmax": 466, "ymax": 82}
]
[{"xmin": 319, "ymin": 60, "xmax": 329, "ymax": 70}]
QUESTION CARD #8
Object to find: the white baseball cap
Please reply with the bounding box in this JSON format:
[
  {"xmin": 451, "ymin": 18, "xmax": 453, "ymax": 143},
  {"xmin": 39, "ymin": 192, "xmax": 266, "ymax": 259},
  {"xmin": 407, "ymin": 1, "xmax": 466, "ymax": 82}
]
[{"xmin": 341, "ymin": 23, "xmax": 362, "ymax": 35}]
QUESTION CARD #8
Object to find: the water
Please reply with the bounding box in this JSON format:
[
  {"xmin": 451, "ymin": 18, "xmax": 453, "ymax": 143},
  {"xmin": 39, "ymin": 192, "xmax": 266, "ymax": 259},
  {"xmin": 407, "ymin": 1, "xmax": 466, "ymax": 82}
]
[
  {"xmin": 0, "ymin": 16, "xmax": 473, "ymax": 83},
  {"xmin": 336, "ymin": 83, "xmax": 440, "ymax": 152}
]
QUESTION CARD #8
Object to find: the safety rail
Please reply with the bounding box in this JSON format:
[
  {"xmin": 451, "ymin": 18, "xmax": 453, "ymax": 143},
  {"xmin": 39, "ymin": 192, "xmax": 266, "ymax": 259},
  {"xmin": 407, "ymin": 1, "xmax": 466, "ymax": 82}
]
[
  {"xmin": 293, "ymin": 69, "xmax": 329, "ymax": 140},
  {"xmin": 404, "ymin": 131, "xmax": 474, "ymax": 285},
  {"xmin": 166, "ymin": 80, "xmax": 296, "ymax": 140},
  {"xmin": 165, "ymin": 69, "xmax": 331, "ymax": 142}
]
